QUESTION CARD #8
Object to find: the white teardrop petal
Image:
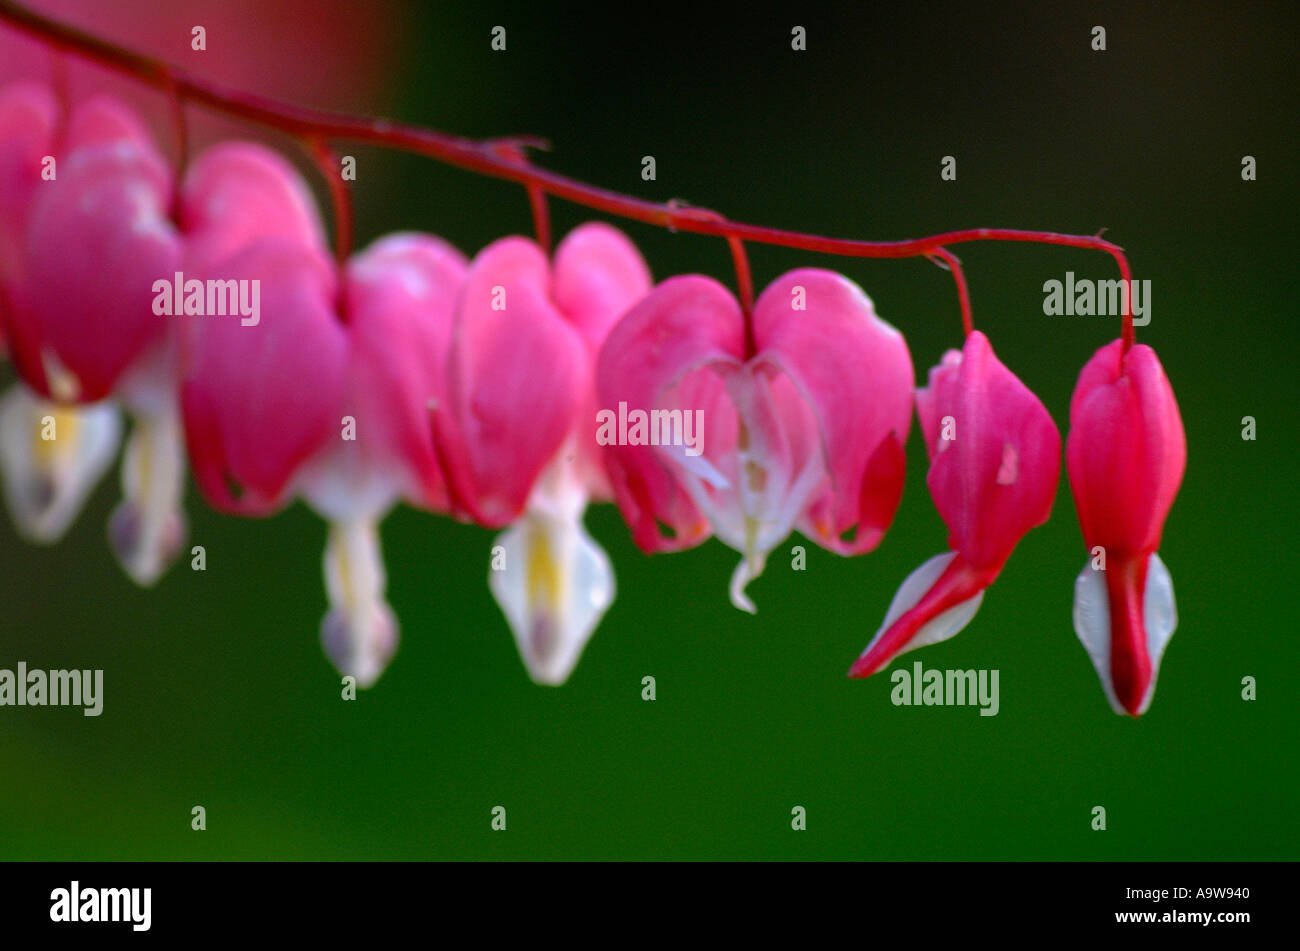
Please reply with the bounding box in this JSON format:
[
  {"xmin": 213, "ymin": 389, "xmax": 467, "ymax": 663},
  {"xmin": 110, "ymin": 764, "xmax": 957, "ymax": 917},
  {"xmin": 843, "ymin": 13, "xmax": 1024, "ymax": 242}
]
[
  {"xmin": 860, "ymin": 551, "xmax": 985, "ymax": 663},
  {"xmin": 0, "ymin": 384, "xmax": 121, "ymax": 543},
  {"xmin": 320, "ymin": 601, "xmax": 398, "ymax": 689},
  {"xmin": 489, "ymin": 509, "xmax": 615, "ymax": 686},
  {"xmin": 109, "ymin": 402, "xmax": 187, "ymax": 586},
  {"xmin": 1071, "ymin": 559, "xmax": 1123, "ymax": 714},
  {"xmin": 1139, "ymin": 551, "xmax": 1177, "ymax": 714},
  {"xmin": 1071, "ymin": 552, "xmax": 1178, "ymax": 715},
  {"xmin": 319, "ymin": 517, "xmax": 398, "ymax": 687}
]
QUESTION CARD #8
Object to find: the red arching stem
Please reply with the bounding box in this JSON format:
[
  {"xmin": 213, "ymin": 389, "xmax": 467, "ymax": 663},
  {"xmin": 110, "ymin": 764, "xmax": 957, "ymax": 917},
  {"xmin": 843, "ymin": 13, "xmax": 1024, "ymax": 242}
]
[
  {"xmin": 45, "ymin": 46, "xmax": 67, "ymax": 156},
  {"xmin": 162, "ymin": 78, "xmax": 188, "ymax": 223},
  {"xmin": 727, "ymin": 236, "xmax": 754, "ymax": 316},
  {"xmin": 1116, "ymin": 256, "xmax": 1135, "ymax": 352},
  {"xmin": 527, "ymin": 182, "xmax": 551, "ymax": 255},
  {"xmin": 729, "ymin": 235, "xmax": 756, "ymax": 357},
  {"xmin": 929, "ymin": 248, "xmax": 972, "ymax": 336},
  {"xmin": 47, "ymin": 44, "xmax": 66, "ymax": 114},
  {"xmin": 305, "ymin": 138, "xmax": 353, "ymax": 264},
  {"xmin": 492, "ymin": 142, "xmax": 551, "ymax": 254},
  {"xmin": 165, "ymin": 76, "xmax": 188, "ymax": 171},
  {"xmin": 0, "ymin": 0, "xmax": 1136, "ymax": 350},
  {"xmin": 669, "ymin": 202, "xmax": 756, "ymax": 351}
]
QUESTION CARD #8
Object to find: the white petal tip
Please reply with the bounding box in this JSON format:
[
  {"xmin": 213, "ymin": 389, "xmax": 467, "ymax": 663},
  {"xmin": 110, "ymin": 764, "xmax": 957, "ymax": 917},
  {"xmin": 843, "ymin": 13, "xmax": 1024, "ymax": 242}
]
[
  {"xmin": 0, "ymin": 387, "xmax": 122, "ymax": 543},
  {"xmin": 108, "ymin": 501, "xmax": 187, "ymax": 587},
  {"xmin": 727, "ymin": 552, "xmax": 766, "ymax": 615},
  {"xmin": 489, "ymin": 511, "xmax": 615, "ymax": 686},
  {"xmin": 320, "ymin": 603, "xmax": 399, "ymax": 688},
  {"xmin": 858, "ymin": 552, "xmax": 984, "ymax": 666},
  {"xmin": 1071, "ymin": 552, "xmax": 1177, "ymax": 716}
]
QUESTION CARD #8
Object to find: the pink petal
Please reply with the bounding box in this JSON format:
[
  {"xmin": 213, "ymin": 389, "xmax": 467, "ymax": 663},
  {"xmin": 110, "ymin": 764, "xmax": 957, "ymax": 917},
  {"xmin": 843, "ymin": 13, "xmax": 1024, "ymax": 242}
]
[
  {"xmin": 552, "ymin": 221, "xmax": 652, "ymax": 500},
  {"xmin": 180, "ymin": 142, "xmax": 325, "ymax": 270},
  {"xmin": 915, "ymin": 347, "xmax": 962, "ymax": 460},
  {"xmin": 752, "ymin": 268, "xmax": 914, "ymax": 554},
  {"xmin": 14, "ymin": 138, "xmax": 178, "ymax": 401},
  {"xmin": 182, "ymin": 240, "xmax": 346, "ymax": 514},
  {"xmin": 922, "ymin": 330, "xmax": 1060, "ymax": 571},
  {"xmin": 1067, "ymin": 340, "xmax": 1186, "ymax": 556},
  {"xmin": 335, "ymin": 232, "xmax": 468, "ymax": 512},
  {"xmin": 0, "ymin": 82, "xmax": 58, "ymax": 284},
  {"xmin": 849, "ymin": 551, "xmax": 987, "ymax": 679},
  {"xmin": 552, "ymin": 221, "xmax": 652, "ymax": 355},
  {"xmin": 595, "ymin": 275, "xmax": 745, "ymax": 552},
  {"xmin": 434, "ymin": 237, "xmax": 586, "ymax": 527},
  {"xmin": 62, "ymin": 94, "xmax": 158, "ymax": 154}
]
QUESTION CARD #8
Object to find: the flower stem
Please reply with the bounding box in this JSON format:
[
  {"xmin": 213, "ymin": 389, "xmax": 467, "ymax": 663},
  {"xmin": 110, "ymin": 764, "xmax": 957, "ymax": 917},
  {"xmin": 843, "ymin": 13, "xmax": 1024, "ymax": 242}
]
[
  {"xmin": 305, "ymin": 137, "xmax": 353, "ymax": 265},
  {"xmin": 929, "ymin": 248, "xmax": 972, "ymax": 336},
  {"xmin": 0, "ymin": 0, "xmax": 1136, "ymax": 350}
]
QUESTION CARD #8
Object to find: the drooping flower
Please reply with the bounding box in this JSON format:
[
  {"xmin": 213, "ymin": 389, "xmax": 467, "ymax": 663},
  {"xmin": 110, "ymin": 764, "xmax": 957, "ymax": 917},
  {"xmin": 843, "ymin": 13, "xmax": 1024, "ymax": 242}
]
[
  {"xmin": 1066, "ymin": 339, "xmax": 1186, "ymax": 715},
  {"xmin": 5, "ymin": 92, "xmax": 179, "ymax": 403},
  {"xmin": 434, "ymin": 223, "xmax": 651, "ymax": 684},
  {"xmin": 0, "ymin": 82, "xmax": 122, "ymax": 541},
  {"xmin": 597, "ymin": 268, "xmax": 913, "ymax": 612},
  {"xmin": 182, "ymin": 226, "xmax": 467, "ymax": 686},
  {"xmin": 297, "ymin": 234, "xmax": 467, "ymax": 685},
  {"xmin": 1, "ymin": 82, "xmax": 322, "ymax": 584},
  {"xmin": 12, "ymin": 94, "xmax": 184, "ymax": 584},
  {"xmin": 849, "ymin": 330, "xmax": 1060, "ymax": 678}
]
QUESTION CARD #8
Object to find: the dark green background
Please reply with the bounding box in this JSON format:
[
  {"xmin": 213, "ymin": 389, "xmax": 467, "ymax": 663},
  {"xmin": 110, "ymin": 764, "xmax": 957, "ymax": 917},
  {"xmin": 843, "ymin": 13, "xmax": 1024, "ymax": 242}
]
[{"xmin": 1, "ymin": 1, "xmax": 1296, "ymax": 859}]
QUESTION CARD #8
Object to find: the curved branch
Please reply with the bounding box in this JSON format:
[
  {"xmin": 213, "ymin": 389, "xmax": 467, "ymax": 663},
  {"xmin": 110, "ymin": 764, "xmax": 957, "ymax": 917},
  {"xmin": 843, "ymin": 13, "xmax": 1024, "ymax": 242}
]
[{"xmin": 0, "ymin": 0, "xmax": 1136, "ymax": 347}]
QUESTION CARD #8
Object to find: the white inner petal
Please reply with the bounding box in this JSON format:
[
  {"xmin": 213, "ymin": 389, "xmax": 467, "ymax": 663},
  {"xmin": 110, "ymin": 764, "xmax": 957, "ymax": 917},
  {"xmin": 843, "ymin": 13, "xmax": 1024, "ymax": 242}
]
[
  {"xmin": 320, "ymin": 515, "xmax": 398, "ymax": 688},
  {"xmin": 1071, "ymin": 551, "xmax": 1178, "ymax": 715},
  {"xmin": 488, "ymin": 454, "xmax": 614, "ymax": 685},
  {"xmin": 860, "ymin": 551, "xmax": 984, "ymax": 664},
  {"xmin": 659, "ymin": 365, "xmax": 824, "ymax": 613},
  {"xmin": 0, "ymin": 383, "xmax": 121, "ymax": 543},
  {"xmin": 110, "ymin": 399, "xmax": 187, "ymax": 587}
]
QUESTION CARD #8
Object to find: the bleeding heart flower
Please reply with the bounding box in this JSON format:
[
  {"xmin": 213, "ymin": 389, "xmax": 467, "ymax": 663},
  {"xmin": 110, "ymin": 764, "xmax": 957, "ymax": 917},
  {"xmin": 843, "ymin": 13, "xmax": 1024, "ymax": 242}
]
[
  {"xmin": 6, "ymin": 93, "xmax": 178, "ymax": 403},
  {"xmin": 849, "ymin": 330, "xmax": 1061, "ymax": 678},
  {"xmin": 300, "ymin": 233, "xmax": 468, "ymax": 686},
  {"xmin": 1067, "ymin": 339, "xmax": 1185, "ymax": 715},
  {"xmin": 0, "ymin": 82, "xmax": 123, "ymax": 541},
  {"xmin": 106, "ymin": 141, "xmax": 326, "ymax": 585},
  {"xmin": 597, "ymin": 268, "xmax": 913, "ymax": 612},
  {"xmin": 11, "ymin": 94, "xmax": 182, "ymax": 585},
  {"xmin": 0, "ymin": 81, "xmax": 324, "ymax": 584},
  {"xmin": 435, "ymin": 223, "xmax": 650, "ymax": 684},
  {"xmin": 183, "ymin": 226, "xmax": 467, "ymax": 686}
]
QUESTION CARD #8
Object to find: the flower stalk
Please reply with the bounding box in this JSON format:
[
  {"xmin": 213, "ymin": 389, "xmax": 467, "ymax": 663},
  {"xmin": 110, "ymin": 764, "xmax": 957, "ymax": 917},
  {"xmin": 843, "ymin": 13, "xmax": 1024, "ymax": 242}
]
[{"xmin": 0, "ymin": 0, "xmax": 1136, "ymax": 347}]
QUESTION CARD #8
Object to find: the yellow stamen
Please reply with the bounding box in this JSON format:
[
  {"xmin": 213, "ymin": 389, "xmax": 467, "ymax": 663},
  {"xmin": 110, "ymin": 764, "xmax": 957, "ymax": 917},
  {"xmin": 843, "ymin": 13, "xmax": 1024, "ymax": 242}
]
[
  {"xmin": 526, "ymin": 523, "xmax": 564, "ymax": 615},
  {"xmin": 34, "ymin": 406, "xmax": 79, "ymax": 466}
]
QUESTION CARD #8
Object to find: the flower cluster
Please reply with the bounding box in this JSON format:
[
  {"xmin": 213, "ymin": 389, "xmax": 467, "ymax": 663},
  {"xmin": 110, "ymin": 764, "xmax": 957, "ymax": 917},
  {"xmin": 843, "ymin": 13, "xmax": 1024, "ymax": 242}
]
[{"xmin": 0, "ymin": 80, "xmax": 1185, "ymax": 713}]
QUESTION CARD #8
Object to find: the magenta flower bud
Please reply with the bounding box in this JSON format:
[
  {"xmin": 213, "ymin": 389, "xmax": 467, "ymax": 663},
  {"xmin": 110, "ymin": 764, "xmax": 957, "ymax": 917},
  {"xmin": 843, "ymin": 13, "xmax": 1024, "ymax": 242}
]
[
  {"xmin": 850, "ymin": 330, "xmax": 1060, "ymax": 678},
  {"xmin": 1066, "ymin": 339, "xmax": 1186, "ymax": 715}
]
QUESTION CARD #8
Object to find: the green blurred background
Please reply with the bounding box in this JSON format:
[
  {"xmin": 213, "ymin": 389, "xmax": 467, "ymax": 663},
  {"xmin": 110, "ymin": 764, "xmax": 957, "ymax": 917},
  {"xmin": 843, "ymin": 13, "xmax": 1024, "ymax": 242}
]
[{"xmin": 1, "ymin": 0, "xmax": 1296, "ymax": 860}]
